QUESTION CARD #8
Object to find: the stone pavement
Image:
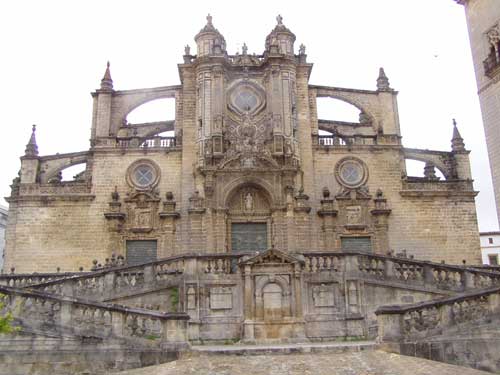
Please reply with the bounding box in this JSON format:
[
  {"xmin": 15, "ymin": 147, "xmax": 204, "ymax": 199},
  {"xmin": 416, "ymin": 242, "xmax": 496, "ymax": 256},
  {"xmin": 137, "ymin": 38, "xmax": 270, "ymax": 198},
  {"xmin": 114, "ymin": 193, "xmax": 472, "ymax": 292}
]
[{"xmin": 117, "ymin": 347, "xmax": 491, "ymax": 375}]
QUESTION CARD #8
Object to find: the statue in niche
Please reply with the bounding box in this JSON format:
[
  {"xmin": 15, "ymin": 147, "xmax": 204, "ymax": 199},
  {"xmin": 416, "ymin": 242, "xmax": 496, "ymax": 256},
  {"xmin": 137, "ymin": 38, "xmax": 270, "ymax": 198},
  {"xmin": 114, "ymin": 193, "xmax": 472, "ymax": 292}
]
[{"xmin": 244, "ymin": 192, "xmax": 254, "ymax": 211}]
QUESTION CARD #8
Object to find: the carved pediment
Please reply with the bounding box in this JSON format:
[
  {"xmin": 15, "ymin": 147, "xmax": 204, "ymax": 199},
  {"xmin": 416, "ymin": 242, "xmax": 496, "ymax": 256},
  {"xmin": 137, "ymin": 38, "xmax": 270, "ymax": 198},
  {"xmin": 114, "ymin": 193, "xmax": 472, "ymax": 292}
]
[{"xmin": 239, "ymin": 248, "xmax": 304, "ymax": 266}]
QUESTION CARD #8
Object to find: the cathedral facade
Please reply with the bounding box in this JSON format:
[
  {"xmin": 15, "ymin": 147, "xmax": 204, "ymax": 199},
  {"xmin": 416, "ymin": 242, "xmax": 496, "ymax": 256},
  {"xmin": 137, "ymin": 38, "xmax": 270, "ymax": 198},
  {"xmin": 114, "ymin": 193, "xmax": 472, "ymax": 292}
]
[{"xmin": 4, "ymin": 15, "xmax": 480, "ymax": 273}]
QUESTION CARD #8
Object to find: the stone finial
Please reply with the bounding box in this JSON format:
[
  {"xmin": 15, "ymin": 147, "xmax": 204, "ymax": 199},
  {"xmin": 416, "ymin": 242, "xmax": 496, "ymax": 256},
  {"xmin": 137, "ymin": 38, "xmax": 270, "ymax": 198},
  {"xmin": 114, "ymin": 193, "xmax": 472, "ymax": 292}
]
[
  {"xmin": 207, "ymin": 13, "xmax": 213, "ymax": 26},
  {"xmin": 423, "ymin": 162, "xmax": 439, "ymax": 180},
  {"xmin": 322, "ymin": 187, "xmax": 330, "ymax": 199},
  {"xmin": 24, "ymin": 124, "xmax": 39, "ymax": 157},
  {"xmin": 242, "ymin": 43, "xmax": 248, "ymax": 55},
  {"xmin": 276, "ymin": 14, "xmax": 283, "ymax": 25},
  {"xmin": 100, "ymin": 61, "xmax": 113, "ymax": 91},
  {"xmin": 111, "ymin": 186, "xmax": 120, "ymax": 201},
  {"xmin": 184, "ymin": 44, "xmax": 191, "ymax": 56},
  {"xmin": 376, "ymin": 67, "xmax": 391, "ymax": 91},
  {"xmin": 451, "ymin": 118, "xmax": 465, "ymax": 152},
  {"xmin": 299, "ymin": 44, "xmax": 306, "ymax": 55}
]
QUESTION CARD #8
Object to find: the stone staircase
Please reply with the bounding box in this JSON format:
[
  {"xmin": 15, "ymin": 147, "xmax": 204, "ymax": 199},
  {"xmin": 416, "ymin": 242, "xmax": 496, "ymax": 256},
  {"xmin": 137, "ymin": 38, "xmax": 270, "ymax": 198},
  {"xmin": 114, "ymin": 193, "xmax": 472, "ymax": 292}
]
[{"xmin": 2, "ymin": 251, "xmax": 500, "ymax": 374}]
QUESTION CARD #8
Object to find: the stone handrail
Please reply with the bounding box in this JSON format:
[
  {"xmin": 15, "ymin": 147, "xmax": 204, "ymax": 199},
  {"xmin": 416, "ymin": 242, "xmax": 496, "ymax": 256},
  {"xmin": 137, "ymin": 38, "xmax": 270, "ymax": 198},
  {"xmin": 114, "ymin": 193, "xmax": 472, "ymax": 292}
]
[
  {"xmin": 0, "ymin": 272, "xmax": 84, "ymax": 288},
  {"xmin": 17, "ymin": 252, "xmax": 500, "ymax": 301},
  {"xmin": 303, "ymin": 251, "xmax": 500, "ymax": 292},
  {"xmin": 30, "ymin": 253, "xmax": 245, "ymax": 299},
  {"xmin": 375, "ymin": 285, "xmax": 500, "ymax": 342},
  {"xmin": 0, "ymin": 285, "xmax": 189, "ymax": 347}
]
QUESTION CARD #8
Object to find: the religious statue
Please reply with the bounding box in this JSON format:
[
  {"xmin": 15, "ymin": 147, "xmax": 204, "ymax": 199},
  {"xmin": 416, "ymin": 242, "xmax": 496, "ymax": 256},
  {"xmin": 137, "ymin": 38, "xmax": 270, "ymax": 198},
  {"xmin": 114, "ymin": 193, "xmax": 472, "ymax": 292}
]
[{"xmin": 244, "ymin": 192, "xmax": 254, "ymax": 211}]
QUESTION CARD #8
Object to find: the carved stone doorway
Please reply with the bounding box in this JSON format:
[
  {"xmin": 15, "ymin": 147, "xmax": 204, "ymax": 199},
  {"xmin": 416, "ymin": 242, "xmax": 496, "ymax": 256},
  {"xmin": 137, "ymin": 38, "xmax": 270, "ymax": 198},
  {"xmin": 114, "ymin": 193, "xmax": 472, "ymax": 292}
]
[{"xmin": 226, "ymin": 185, "xmax": 272, "ymax": 252}]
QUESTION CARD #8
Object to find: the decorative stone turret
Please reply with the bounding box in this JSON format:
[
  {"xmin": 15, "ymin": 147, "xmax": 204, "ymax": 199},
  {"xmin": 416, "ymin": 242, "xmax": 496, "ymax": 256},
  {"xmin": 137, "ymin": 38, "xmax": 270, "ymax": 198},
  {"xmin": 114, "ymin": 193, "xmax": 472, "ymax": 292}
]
[
  {"xmin": 20, "ymin": 125, "xmax": 40, "ymax": 184},
  {"xmin": 100, "ymin": 61, "xmax": 113, "ymax": 92},
  {"xmin": 24, "ymin": 124, "xmax": 38, "ymax": 157},
  {"xmin": 376, "ymin": 67, "xmax": 391, "ymax": 91},
  {"xmin": 451, "ymin": 119, "xmax": 466, "ymax": 152},
  {"xmin": 195, "ymin": 14, "xmax": 226, "ymax": 57},
  {"xmin": 265, "ymin": 15, "xmax": 296, "ymax": 56},
  {"xmin": 93, "ymin": 62, "xmax": 115, "ymax": 139}
]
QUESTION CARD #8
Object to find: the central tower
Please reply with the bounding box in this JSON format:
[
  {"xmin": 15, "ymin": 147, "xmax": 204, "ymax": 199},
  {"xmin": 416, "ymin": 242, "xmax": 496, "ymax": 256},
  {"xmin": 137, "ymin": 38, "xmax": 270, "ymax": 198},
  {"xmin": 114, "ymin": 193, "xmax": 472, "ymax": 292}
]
[{"xmin": 180, "ymin": 15, "xmax": 308, "ymax": 253}]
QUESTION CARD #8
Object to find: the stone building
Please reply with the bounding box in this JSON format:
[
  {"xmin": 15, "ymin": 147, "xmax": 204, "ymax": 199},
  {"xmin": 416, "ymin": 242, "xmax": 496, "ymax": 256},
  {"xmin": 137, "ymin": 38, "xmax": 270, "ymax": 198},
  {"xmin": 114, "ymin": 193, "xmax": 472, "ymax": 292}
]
[
  {"xmin": 0, "ymin": 205, "xmax": 7, "ymax": 271},
  {"xmin": 4, "ymin": 15, "xmax": 481, "ymax": 273},
  {"xmin": 480, "ymin": 231, "xmax": 500, "ymax": 265},
  {"xmin": 454, "ymin": 0, "xmax": 500, "ymax": 228},
  {"xmin": 1, "ymin": 15, "xmax": 499, "ymax": 375}
]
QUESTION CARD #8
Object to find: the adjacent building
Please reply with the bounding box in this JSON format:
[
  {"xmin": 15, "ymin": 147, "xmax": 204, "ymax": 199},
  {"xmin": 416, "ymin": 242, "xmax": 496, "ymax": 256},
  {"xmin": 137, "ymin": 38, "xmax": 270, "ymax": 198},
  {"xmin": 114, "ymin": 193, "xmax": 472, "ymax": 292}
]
[
  {"xmin": 480, "ymin": 231, "xmax": 500, "ymax": 265},
  {"xmin": 0, "ymin": 205, "xmax": 7, "ymax": 272},
  {"xmin": 3, "ymin": 15, "xmax": 481, "ymax": 273},
  {"xmin": 454, "ymin": 0, "xmax": 500, "ymax": 228}
]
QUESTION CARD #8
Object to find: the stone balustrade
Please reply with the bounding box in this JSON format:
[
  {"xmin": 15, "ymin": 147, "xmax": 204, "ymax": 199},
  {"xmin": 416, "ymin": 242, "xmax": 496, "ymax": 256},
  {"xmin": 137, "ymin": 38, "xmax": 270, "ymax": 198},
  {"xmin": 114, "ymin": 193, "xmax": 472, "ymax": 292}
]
[
  {"xmin": 118, "ymin": 136, "xmax": 177, "ymax": 149},
  {"xmin": 375, "ymin": 285, "xmax": 500, "ymax": 343},
  {"xmin": 0, "ymin": 272, "xmax": 82, "ymax": 288},
  {"xmin": 30, "ymin": 253, "xmax": 245, "ymax": 300},
  {"xmin": 15, "ymin": 252, "xmax": 500, "ymax": 303},
  {"xmin": 0, "ymin": 285, "xmax": 189, "ymax": 347}
]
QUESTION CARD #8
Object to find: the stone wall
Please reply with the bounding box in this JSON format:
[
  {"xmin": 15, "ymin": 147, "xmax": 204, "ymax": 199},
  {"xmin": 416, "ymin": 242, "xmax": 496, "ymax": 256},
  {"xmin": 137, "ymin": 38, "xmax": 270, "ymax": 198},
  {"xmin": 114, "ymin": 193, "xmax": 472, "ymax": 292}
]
[{"xmin": 460, "ymin": 0, "xmax": 500, "ymax": 227}]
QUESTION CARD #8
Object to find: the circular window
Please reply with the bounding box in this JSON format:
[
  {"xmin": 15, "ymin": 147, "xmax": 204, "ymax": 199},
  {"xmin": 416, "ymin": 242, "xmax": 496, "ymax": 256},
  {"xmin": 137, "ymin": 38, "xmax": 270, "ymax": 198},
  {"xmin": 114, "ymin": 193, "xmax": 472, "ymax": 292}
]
[
  {"xmin": 126, "ymin": 160, "xmax": 160, "ymax": 190},
  {"xmin": 234, "ymin": 89, "xmax": 258, "ymax": 112},
  {"xmin": 335, "ymin": 157, "xmax": 368, "ymax": 188}
]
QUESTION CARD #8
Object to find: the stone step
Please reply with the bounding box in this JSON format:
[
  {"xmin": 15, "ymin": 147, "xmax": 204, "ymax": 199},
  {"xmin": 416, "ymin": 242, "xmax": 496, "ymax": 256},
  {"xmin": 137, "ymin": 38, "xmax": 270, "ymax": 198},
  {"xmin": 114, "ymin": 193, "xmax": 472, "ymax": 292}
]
[
  {"xmin": 117, "ymin": 349, "xmax": 491, "ymax": 375},
  {"xmin": 189, "ymin": 340, "xmax": 376, "ymax": 356}
]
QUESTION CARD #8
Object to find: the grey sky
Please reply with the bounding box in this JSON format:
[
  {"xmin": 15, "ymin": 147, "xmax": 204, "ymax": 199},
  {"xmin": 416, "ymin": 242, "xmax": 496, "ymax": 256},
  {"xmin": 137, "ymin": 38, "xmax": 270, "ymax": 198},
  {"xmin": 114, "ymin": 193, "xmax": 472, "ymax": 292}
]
[{"xmin": 0, "ymin": 0, "xmax": 497, "ymax": 231}]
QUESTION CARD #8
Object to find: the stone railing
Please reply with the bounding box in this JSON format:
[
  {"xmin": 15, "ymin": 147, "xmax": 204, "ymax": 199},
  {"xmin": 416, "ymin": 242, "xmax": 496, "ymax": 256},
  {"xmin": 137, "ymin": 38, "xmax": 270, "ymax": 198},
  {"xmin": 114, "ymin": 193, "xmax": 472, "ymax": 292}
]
[
  {"xmin": 16, "ymin": 252, "xmax": 500, "ymax": 303},
  {"xmin": 303, "ymin": 253, "xmax": 342, "ymax": 272},
  {"xmin": 375, "ymin": 285, "xmax": 500, "ymax": 343},
  {"xmin": 401, "ymin": 179, "xmax": 475, "ymax": 194},
  {"xmin": 118, "ymin": 136, "xmax": 177, "ymax": 149},
  {"xmin": 317, "ymin": 135, "xmax": 376, "ymax": 147},
  {"xmin": 30, "ymin": 253, "xmax": 245, "ymax": 300},
  {"xmin": 303, "ymin": 252, "xmax": 500, "ymax": 293},
  {"xmin": 0, "ymin": 285, "xmax": 189, "ymax": 347},
  {"xmin": 0, "ymin": 272, "xmax": 82, "ymax": 288}
]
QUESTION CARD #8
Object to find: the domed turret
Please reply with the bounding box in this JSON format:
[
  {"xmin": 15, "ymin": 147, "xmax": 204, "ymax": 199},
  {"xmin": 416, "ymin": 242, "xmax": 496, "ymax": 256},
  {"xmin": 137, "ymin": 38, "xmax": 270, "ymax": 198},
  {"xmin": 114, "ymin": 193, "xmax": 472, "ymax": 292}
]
[
  {"xmin": 194, "ymin": 14, "xmax": 226, "ymax": 57},
  {"xmin": 265, "ymin": 15, "xmax": 296, "ymax": 56}
]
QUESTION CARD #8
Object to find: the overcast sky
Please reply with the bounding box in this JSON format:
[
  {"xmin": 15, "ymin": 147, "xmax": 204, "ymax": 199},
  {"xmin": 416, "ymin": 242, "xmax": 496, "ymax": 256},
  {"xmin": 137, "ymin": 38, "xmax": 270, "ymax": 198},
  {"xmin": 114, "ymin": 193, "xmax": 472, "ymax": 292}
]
[{"xmin": 0, "ymin": 0, "xmax": 497, "ymax": 232}]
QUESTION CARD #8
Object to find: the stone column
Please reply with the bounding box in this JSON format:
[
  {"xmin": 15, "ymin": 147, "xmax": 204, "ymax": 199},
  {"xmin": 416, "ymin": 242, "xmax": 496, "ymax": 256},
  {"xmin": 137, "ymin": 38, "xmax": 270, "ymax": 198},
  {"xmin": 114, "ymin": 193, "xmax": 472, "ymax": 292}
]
[{"xmin": 242, "ymin": 264, "xmax": 254, "ymax": 341}]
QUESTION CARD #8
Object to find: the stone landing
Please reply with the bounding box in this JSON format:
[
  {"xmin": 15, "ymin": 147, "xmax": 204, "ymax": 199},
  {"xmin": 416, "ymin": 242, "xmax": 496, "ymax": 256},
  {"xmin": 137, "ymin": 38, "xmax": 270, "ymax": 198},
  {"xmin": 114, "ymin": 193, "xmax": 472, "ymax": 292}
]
[{"xmin": 117, "ymin": 345, "xmax": 490, "ymax": 375}]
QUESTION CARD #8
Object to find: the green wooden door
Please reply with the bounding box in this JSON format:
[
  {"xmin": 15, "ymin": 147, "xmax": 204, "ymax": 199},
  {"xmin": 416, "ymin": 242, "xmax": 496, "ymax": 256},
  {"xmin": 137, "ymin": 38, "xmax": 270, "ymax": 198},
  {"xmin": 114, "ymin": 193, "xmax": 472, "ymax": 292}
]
[{"xmin": 231, "ymin": 223, "xmax": 267, "ymax": 252}]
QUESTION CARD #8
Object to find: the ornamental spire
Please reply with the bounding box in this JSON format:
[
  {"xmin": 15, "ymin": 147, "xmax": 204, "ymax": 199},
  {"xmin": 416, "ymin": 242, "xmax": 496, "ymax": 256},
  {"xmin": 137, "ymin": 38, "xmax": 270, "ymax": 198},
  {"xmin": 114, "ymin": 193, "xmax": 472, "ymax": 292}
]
[
  {"xmin": 451, "ymin": 118, "xmax": 465, "ymax": 152},
  {"xmin": 376, "ymin": 67, "xmax": 391, "ymax": 91},
  {"xmin": 100, "ymin": 61, "xmax": 113, "ymax": 91},
  {"xmin": 24, "ymin": 124, "xmax": 38, "ymax": 157}
]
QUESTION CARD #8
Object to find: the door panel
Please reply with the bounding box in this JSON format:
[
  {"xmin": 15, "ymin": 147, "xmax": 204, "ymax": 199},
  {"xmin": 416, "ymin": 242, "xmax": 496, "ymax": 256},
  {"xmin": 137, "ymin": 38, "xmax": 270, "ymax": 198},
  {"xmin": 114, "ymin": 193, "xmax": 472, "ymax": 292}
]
[
  {"xmin": 231, "ymin": 223, "xmax": 267, "ymax": 252},
  {"xmin": 126, "ymin": 240, "xmax": 157, "ymax": 265}
]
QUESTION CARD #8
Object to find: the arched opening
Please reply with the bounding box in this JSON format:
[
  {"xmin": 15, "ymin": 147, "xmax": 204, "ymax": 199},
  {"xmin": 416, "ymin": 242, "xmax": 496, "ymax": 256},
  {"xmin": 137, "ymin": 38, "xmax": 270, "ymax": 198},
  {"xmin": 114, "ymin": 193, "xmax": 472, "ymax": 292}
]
[
  {"xmin": 126, "ymin": 98, "xmax": 175, "ymax": 124},
  {"xmin": 405, "ymin": 159, "xmax": 445, "ymax": 180},
  {"xmin": 50, "ymin": 163, "xmax": 87, "ymax": 183},
  {"xmin": 226, "ymin": 184, "xmax": 272, "ymax": 253},
  {"xmin": 316, "ymin": 97, "xmax": 366, "ymax": 124}
]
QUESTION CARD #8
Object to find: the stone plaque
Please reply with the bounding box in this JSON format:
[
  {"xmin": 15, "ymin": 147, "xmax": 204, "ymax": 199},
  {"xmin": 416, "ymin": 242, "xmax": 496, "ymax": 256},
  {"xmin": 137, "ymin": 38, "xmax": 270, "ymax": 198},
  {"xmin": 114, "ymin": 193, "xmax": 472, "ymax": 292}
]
[
  {"xmin": 209, "ymin": 287, "xmax": 233, "ymax": 310},
  {"xmin": 312, "ymin": 284, "xmax": 335, "ymax": 307}
]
